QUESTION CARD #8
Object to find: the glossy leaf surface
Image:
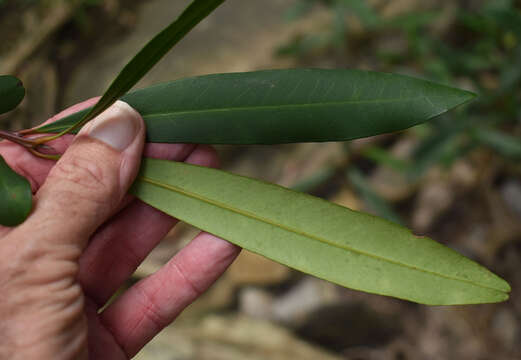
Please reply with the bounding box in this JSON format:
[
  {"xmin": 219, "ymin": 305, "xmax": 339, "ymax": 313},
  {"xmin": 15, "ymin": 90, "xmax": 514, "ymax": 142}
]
[
  {"xmin": 37, "ymin": 69, "xmax": 476, "ymax": 144},
  {"xmin": 0, "ymin": 155, "xmax": 32, "ymax": 226},
  {"xmin": 131, "ymin": 158, "xmax": 510, "ymax": 305},
  {"xmin": 58, "ymin": 0, "xmax": 225, "ymax": 133},
  {"xmin": 0, "ymin": 75, "xmax": 25, "ymax": 115}
]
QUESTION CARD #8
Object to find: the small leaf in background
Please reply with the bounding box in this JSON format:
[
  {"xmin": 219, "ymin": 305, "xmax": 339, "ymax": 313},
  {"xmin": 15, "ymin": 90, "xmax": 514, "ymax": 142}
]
[
  {"xmin": 0, "ymin": 75, "xmax": 25, "ymax": 115},
  {"xmin": 472, "ymin": 128, "xmax": 521, "ymax": 159},
  {"xmin": 362, "ymin": 146, "xmax": 411, "ymax": 173},
  {"xmin": 291, "ymin": 167, "xmax": 336, "ymax": 193},
  {"xmin": 50, "ymin": 0, "xmax": 226, "ymax": 135},
  {"xmin": 347, "ymin": 167, "xmax": 404, "ymax": 226},
  {"xmin": 284, "ymin": 0, "xmax": 315, "ymax": 21},
  {"xmin": 339, "ymin": 0, "xmax": 380, "ymax": 27},
  {"xmin": 0, "ymin": 155, "xmax": 32, "ymax": 227},
  {"xmin": 409, "ymin": 122, "xmax": 463, "ymax": 179},
  {"xmin": 37, "ymin": 69, "xmax": 476, "ymax": 145},
  {"xmin": 131, "ymin": 158, "xmax": 510, "ymax": 305}
]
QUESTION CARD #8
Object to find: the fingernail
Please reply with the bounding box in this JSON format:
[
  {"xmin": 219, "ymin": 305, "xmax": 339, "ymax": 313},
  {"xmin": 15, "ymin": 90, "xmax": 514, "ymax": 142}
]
[{"xmin": 88, "ymin": 101, "xmax": 141, "ymax": 151}]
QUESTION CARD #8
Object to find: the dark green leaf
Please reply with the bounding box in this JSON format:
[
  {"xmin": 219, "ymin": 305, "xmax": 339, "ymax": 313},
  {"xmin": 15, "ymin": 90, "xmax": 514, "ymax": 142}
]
[
  {"xmin": 62, "ymin": 0, "xmax": 225, "ymax": 133},
  {"xmin": 131, "ymin": 158, "xmax": 510, "ymax": 305},
  {"xmin": 0, "ymin": 155, "xmax": 32, "ymax": 227},
  {"xmin": 291, "ymin": 167, "xmax": 336, "ymax": 193},
  {"xmin": 0, "ymin": 75, "xmax": 25, "ymax": 115},
  {"xmin": 36, "ymin": 69, "xmax": 476, "ymax": 144}
]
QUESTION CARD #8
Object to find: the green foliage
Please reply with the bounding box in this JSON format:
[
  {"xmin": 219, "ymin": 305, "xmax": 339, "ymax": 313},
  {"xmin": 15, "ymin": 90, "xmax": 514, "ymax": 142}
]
[
  {"xmin": 37, "ymin": 69, "xmax": 474, "ymax": 144},
  {"xmin": 0, "ymin": 75, "xmax": 32, "ymax": 226},
  {"xmin": 0, "ymin": 0, "xmax": 511, "ymax": 305},
  {"xmin": 283, "ymin": 0, "xmax": 521, "ymax": 162},
  {"xmin": 0, "ymin": 75, "xmax": 25, "ymax": 115},
  {"xmin": 0, "ymin": 155, "xmax": 32, "ymax": 227},
  {"xmin": 283, "ymin": 0, "xmax": 521, "ymax": 219},
  {"xmin": 132, "ymin": 159, "xmax": 509, "ymax": 305},
  {"xmin": 52, "ymin": 0, "xmax": 226, "ymax": 138}
]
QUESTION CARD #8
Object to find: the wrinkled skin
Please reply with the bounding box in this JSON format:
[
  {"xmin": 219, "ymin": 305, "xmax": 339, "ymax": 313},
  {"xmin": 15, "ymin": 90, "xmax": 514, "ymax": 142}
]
[{"xmin": 0, "ymin": 99, "xmax": 240, "ymax": 359}]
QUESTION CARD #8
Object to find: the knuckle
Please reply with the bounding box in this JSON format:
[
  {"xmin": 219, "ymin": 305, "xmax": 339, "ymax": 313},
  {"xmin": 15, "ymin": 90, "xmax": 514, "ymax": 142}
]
[
  {"xmin": 48, "ymin": 153, "xmax": 119, "ymax": 207},
  {"xmin": 171, "ymin": 260, "xmax": 203, "ymax": 298},
  {"xmin": 53, "ymin": 156, "xmax": 105, "ymax": 189},
  {"xmin": 52, "ymin": 155, "xmax": 111, "ymax": 191}
]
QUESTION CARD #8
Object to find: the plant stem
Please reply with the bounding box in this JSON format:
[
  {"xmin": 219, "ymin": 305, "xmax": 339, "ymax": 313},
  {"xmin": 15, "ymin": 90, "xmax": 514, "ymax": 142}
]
[
  {"xmin": 0, "ymin": 129, "xmax": 60, "ymax": 160},
  {"xmin": 0, "ymin": 129, "xmax": 39, "ymax": 148}
]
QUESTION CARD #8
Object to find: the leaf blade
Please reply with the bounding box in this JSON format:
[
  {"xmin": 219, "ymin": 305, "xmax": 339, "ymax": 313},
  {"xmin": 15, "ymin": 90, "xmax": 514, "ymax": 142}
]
[
  {"xmin": 0, "ymin": 75, "xmax": 25, "ymax": 115},
  {"xmin": 0, "ymin": 155, "xmax": 32, "ymax": 227},
  {"xmin": 131, "ymin": 158, "xmax": 510, "ymax": 305},
  {"xmin": 36, "ymin": 69, "xmax": 476, "ymax": 144},
  {"xmin": 58, "ymin": 0, "xmax": 225, "ymax": 133}
]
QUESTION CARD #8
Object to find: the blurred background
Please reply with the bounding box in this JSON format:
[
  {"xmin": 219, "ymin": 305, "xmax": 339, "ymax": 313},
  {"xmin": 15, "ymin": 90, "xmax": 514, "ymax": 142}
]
[{"xmin": 1, "ymin": 0, "xmax": 521, "ymax": 359}]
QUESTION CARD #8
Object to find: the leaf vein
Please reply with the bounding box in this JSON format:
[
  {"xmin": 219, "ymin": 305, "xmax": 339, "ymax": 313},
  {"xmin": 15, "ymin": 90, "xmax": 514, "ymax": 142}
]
[
  {"xmin": 143, "ymin": 96, "xmax": 434, "ymax": 119},
  {"xmin": 138, "ymin": 175, "xmax": 503, "ymax": 293}
]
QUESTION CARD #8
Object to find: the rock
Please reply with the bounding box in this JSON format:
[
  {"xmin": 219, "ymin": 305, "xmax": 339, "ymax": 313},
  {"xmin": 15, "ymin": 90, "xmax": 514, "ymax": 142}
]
[
  {"xmin": 450, "ymin": 160, "xmax": 478, "ymax": 188},
  {"xmin": 238, "ymin": 287, "xmax": 275, "ymax": 320},
  {"xmin": 239, "ymin": 277, "xmax": 340, "ymax": 325},
  {"xmin": 191, "ymin": 314, "xmax": 342, "ymax": 360},
  {"xmin": 137, "ymin": 313, "xmax": 343, "ymax": 360},
  {"xmin": 271, "ymin": 277, "xmax": 339, "ymax": 325}
]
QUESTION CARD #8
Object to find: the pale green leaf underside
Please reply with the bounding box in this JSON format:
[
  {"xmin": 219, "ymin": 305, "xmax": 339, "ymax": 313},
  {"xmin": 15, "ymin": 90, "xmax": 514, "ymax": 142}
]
[
  {"xmin": 132, "ymin": 159, "xmax": 510, "ymax": 305},
  {"xmin": 36, "ymin": 69, "xmax": 476, "ymax": 144}
]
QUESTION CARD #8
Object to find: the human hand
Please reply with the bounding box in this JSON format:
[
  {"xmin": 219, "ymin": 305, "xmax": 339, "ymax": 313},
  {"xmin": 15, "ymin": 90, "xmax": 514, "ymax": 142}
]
[{"xmin": 0, "ymin": 100, "xmax": 241, "ymax": 359}]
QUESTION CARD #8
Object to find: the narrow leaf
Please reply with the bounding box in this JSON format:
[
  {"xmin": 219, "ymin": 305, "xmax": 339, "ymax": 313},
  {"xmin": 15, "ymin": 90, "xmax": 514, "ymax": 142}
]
[
  {"xmin": 472, "ymin": 128, "xmax": 521, "ymax": 159},
  {"xmin": 0, "ymin": 75, "xmax": 25, "ymax": 115},
  {"xmin": 347, "ymin": 168, "xmax": 404, "ymax": 225},
  {"xmin": 362, "ymin": 146, "xmax": 411, "ymax": 173},
  {"xmin": 37, "ymin": 69, "xmax": 476, "ymax": 144},
  {"xmin": 131, "ymin": 158, "xmax": 510, "ymax": 305},
  {"xmin": 58, "ymin": 0, "xmax": 225, "ymax": 133},
  {"xmin": 0, "ymin": 155, "xmax": 32, "ymax": 227}
]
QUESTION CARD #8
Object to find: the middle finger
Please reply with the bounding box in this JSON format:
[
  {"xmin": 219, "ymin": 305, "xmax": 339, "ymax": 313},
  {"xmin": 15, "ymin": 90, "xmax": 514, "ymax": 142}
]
[{"xmin": 78, "ymin": 144, "xmax": 218, "ymax": 307}]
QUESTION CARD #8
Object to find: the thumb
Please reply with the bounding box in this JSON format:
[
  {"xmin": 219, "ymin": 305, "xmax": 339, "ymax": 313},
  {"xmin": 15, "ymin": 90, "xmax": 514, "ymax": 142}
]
[{"xmin": 28, "ymin": 100, "xmax": 144, "ymax": 249}]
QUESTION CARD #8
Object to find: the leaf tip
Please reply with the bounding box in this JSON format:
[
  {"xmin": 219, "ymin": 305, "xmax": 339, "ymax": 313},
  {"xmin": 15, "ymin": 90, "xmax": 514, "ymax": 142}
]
[
  {"xmin": 460, "ymin": 89, "xmax": 478, "ymax": 105},
  {"xmin": 499, "ymin": 278, "xmax": 512, "ymax": 294}
]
